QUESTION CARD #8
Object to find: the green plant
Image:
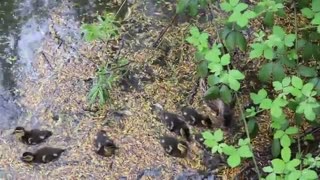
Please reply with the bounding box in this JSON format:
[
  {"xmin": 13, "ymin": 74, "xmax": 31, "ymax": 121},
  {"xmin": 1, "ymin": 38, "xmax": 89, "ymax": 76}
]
[
  {"xmin": 202, "ymin": 130, "xmax": 253, "ymax": 168},
  {"xmin": 87, "ymin": 66, "xmax": 116, "ymax": 106},
  {"xmin": 301, "ymin": 0, "xmax": 320, "ymax": 33},
  {"xmin": 81, "ymin": 12, "xmax": 119, "ymax": 42}
]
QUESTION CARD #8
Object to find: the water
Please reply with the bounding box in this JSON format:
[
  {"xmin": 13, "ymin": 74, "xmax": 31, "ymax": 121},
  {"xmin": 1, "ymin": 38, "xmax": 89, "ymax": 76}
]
[{"xmin": 0, "ymin": 0, "xmax": 118, "ymax": 130}]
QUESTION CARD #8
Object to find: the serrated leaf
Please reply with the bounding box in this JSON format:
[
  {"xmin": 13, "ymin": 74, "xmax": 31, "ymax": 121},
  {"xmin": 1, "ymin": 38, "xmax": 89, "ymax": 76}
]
[
  {"xmin": 301, "ymin": 169, "xmax": 318, "ymax": 179},
  {"xmin": 286, "ymin": 159, "xmax": 301, "ymax": 171},
  {"xmin": 282, "ymin": 77, "xmax": 291, "ymax": 87},
  {"xmin": 227, "ymin": 154, "xmax": 241, "ymax": 168},
  {"xmin": 243, "ymin": 10, "xmax": 256, "ymax": 19},
  {"xmin": 197, "ymin": 61, "xmax": 208, "ymax": 78},
  {"xmin": 221, "ymin": 54, "xmax": 231, "ymax": 65},
  {"xmin": 271, "ymin": 106, "xmax": 282, "ymax": 118},
  {"xmin": 204, "ymin": 139, "xmax": 217, "ymax": 147},
  {"xmin": 285, "ymin": 127, "xmax": 299, "ymax": 135},
  {"xmin": 284, "ymin": 34, "xmax": 296, "ymax": 47},
  {"xmin": 291, "ymin": 76, "xmax": 303, "ymax": 89},
  {"xmin": 298, "ymin": 65, "xmax": 317, "ymax": 77},
  {"xmin": 301, "ymin": 8, "xmax": 314, "ymax": 18},
  {"xmin": 229, "ymin": 70, "xmax": 245, "ymax": 80},
  {"xmin": 287, "ymin": 170, "xmax": 301, "ymax": 180},
  {"xmin": 230, "ymin": 0, "xmax": 239, "ymax": 7},
  {"xmin": 234, "ymin": 3, "xmax": 248, "ymax": 12},
  {"xmin": 273, "ymin": 81, "xmax": 283, "ymax": 91},
  {"xmin": 312, "ymin": 0, "xmax": 320, "ymax": 12},
  {"xmin": 260, "ymin": 98, "xmax": 272, "ymax": 109},
  {"xmin": 202, "ymin": 131, "xmax": 215, "ymax": 140},
  {"xmin": 237, "ymin": 16, "xmax": 249, "ymax": 27},
  {"xmin": 258, "ymin": 62, "xmax": 273, "ymax": 82},
  {"xmin": 213, "ymin": 129, "xmax": 224, "ymax": 142},
  {"xmin": 301, "ymin": 83, "xmax": 314, "ymax": 96},
  {"xmin": 208, "ymin": 75, "xmax": 220, "ymax": 86},
  {"xmin": 228, "ymin": 76, "xmax": 241, "ymax": 91},
  {"xmin": 264, "ymin": 47, "xmax": 274, "ymax": 60},
  {"xmin": 273, "ymin": 26, "xmax": 285, "ymax": 39},
  {"xmin": 273, "ymin": 62, "xmax": 285, "ymax": 81},
  {"xmin": 220, "ymin": 85, "xmax": 232, "ymax": 104},
  {"xmin": 220, "ymin": 2, "xmax": 233, "ymax": 12},
  {"xmin": 264, "ymin": 12, "xmax": 274, "ymax": 27},
  {"xmin": 271, "ymin": 159, "xmax": 285, "ymax": 174},
  {"xmin": 266, "ymin": 173, "xmax": 276, "ymax": 180},
  {"xmin": 238, "ymin": 145, "xmax": 253, "ymax": 158},
  {"xmin": 250, "ymin": 43, "xmax": 264, "ymax": 59},
  {"xmin": 225, "ymin": 31, "xmax": 247, "ymax": 51},
  {"xmin": 176, "ymin": 0, "xmax": 189, "ymax": 14},
  {"xmin": 281, "ymin": 147, "xmax": 291, "ymax": 162},
  {"xmin": 274, "ymin": 130, "xmax": 284, "ymax": 139},
  {"xmin": 204, "ymin": 86, "xmax": 220, "ymax": 99},
  {"xmin": 222, "ymin": 145, "xmax": 237, "ymax": 155}
]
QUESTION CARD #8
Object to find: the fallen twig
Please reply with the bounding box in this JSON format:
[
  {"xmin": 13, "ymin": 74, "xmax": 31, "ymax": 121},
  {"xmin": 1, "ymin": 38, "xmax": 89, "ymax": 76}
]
[
  {"xmin": 152, "ymin": 14, "xmax": 178, "ymax": 48},
  {"xmin": 41, "ymin": 52, "xmax": 53, "ymax": 70}
]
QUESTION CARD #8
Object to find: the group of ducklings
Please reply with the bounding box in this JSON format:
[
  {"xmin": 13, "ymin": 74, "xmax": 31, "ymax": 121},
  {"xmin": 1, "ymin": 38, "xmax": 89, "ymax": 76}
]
[
  {"xmin": 158, "ymin": 106, "xmax": 214, "ymax": 158},
  {"xmin": 12, "ymin": 127, "xmax": 117, "ymax": 164}
]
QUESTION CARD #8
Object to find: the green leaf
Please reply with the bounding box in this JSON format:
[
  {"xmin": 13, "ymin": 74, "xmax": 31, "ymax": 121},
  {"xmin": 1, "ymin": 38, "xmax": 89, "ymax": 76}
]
[
  {"xmin": 287, "ymin": 170, "xmax": 301, "ymax": 180},
  {"xmin": 273, "ymin": 62, "xmax": 285, "ymax": 81},
  {"xmin": 273, "ymin": 81, "xmax": 283, "ymax": 91},
  {"xmin": 204, "ymin": 86, "xmax": 220, "ymax": 99},
  {"xmin": 272, "ymin": 139, "xmax": 281, "ymax": 158},
  {"xmin": 221, "ymin": 54, "xmax": 231, "ymax": 65},
  {"xmin": 197, "ymin": 61, "xmax": 208, "ymax": 78},
  {"xmin": 286, "ymin": 159, "xmax": 301, "ymax": 171},
  {"xmin": 204, "ymin": 139, "xmax": 217, "ymax": 148},
  {"xmin": 208, "ymin": 63, "xmax": 223, "ymax": 73},
  {"xmin": 230, "ymin": 0, "xmax": 239, "ymax": 7},
  {"xmin": 284, "ymin": 34, "xmax": 296, "ymax": 47},
  {"xmin": 263, "ymin": 166, "xmax": 273, "ymax": 173},
  {"xmin": 208, "ymin": 75, "xmax": 220, "ymax": 86},
  {"xmin": 220, "ymin": 85, "xmax": 232, "ymax": 104},
  {"xmin": 285, "ymin": 127, "xmax": 299, "ymax": 135},
  {"xmin": 260, "ymin": 98, "xmax": 273, "ymax": 109},
  {"xmin": 301, "ymin": 83, "xmax": 314, "ymax": 96},
  {"xmin": 264, "ymin": 12, "xmax": 274, "ymax": 27},
  {"xmin": 273, "ymin": 26, "xmax": 285, "ymax": 39},
  {"xmin": 248, "ymin": 119, "xmax": 259, "ymax": 138},
  {"xmin": 291, "ymin": 76, "xmax": 303, "ymax": 89},
  {"xmin": 213, "ymin": 129, "xmax": 224, "ymax": 142},
  {"xmin": 238, "ymin": 145, "xmax": 253, "ymax": 158},
  {"xmin": 258, "ymin": 62, "xmax": 272, "ymax": 82},
  {"xmin": 281, "ymin": 147, "xmax": 291, "ymax": 162},
  {"xmin": 221, "ymin": 2, "xmax": 233, "ymax": 12},
  {"xmin": 304, "ymin": 105, "xmax": 317, "ymax": 121},
  {"xmin": 250, "ymin": 43, "xmax": 264, "ymax": 59},
  {"xmin": 250, "ymin": 89, "xmax": 268, "ymax": 104},
  {"xmin": 229, "ymin": 70, "xmax": 245, "ymax": 80},
  {"xmin": 202, "ymin": 131, "xmax": 215, "ymax": 140},
  {"xmin": 264, "ymin": 47, "xmax": 274, "ymax": 60},
  {"xmin": 266, "ymin": 173, "xmax": 276, "ymax": 180},
  {"xmin": 227, "ymin": 154, "xmax": 241, "ymax": 168},
  {"xmin": 225, "ymin": 31, "xmax": 247, "ymax": 51},
  {"xmin": 282, "ymin": 77, "xmax": 291, "ymax": 87},
  {"xmin": 280, "ymin": 134, "xmax": 291, "ymax": 147},
  {"xmin": 176, "ymin": 0, "xmax": 189, "ymax": 14},
  {"xmin": 228, "ymin": 76, "xmax": 241, "ymax": 91},
  {"xmin": 205, "ymin": 48, "xmax": 221, "ymax": 62},
  {"xmin": 311, "ymin": 13, "xmax": 320, "ymax": 25},
  {"xmin": 298, "ymin": 65, "xmax": 317, "ymax": 77},
  {"xmin": 274, "ymin": 130, "xmax": 284, "ymax": 139},
  {"xmin": 301, "ymin": 169, "xmax": 318, "ymax": 179},
  {"xmin": 301, "ymin": 8, "xmax": 314, "ymax": 18},
  {"xmin": 243, "ymin": 10, "xmax": 256, "ymax": 19},
  {"xmin": 312, "ymin": 0, "xmax": 320, "ymax": 12},
  {"xmin": 234, "ymin": 3, "xmax": 248, "ymax": 12},
  {"xmin": 271, "ymin": 159, "xmax": 285, "ymax": 174},
  {"xmin": 222, "ymin": 145, "xmax": 238, "ymax": 155}
]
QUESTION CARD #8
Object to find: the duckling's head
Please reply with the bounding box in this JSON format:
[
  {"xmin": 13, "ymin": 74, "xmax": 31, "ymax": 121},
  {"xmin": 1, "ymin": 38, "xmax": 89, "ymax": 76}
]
[
  {"xmin": 21, "ymin": 152, "xmax": 34, "ymax": 162},
  {"xmin": 13, "ymin": 127, "xmax": 25, "ymax": 138}
]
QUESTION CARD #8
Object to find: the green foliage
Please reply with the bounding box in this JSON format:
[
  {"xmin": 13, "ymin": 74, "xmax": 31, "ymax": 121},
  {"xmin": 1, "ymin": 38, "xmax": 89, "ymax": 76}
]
[
  {"xmin": 202, "ymin": 130, "xmax": 253, "ymax": 168},
  {"xmin": 220, "ymin": 25, "xmax": 247, "ymax": 52},
  {"xmin": 176, "ymin": 0, "xmax": 209, "ymax": 16},
  {"xmin": 81, "ymin": 12, "xmax": 119, "ymax": 42},
  {"xmin": 220, "ymin": 0, "xmax": 256, "ymax": 27},
  {"xmin": 301, "ymin": 0, "xmax": 320, "ymax": 33},
  {"xmin": 88, "ymin": 66, "xmax": 115, "ymax": 106}
]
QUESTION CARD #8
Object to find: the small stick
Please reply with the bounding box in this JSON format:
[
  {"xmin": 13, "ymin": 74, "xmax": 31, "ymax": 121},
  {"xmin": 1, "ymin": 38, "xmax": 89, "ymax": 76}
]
[
  {"xmin": 152, "ymin": 14, "xmax": 178, "ymax": 48},
  {"xmin": 41, "ymin": 52, "xmax": 53, "ymax": 70}
]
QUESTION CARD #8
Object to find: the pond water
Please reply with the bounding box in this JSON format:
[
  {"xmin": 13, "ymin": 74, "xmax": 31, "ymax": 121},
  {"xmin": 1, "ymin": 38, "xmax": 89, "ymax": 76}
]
[{"xmin": 0, "ymin": 0, "xmax": 115, "ymax": 130}]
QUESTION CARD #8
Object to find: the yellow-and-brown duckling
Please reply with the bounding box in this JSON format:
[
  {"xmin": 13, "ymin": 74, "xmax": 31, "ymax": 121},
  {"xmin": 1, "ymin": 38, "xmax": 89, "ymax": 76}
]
[
  {"xmin": 12, "ymin": 127, "xmax": 52, "ymax": 145},
  {"xmin": 159, "ymin": 136, "xmax": 188, "ymax": 158},
  {"xmin": 21, "ymin": 147, "xmax": 65, "ymax": 164},
  {"xmin": 94, "ymin": 130, "xmax": 117, "ymax": 157},
  {"xmin": 160, "ymin": 111, "xmax": 191, "ymax": 141},
  {"xmin": 181, "ymin": 107, "xmax": 212, "ymax": 128}
]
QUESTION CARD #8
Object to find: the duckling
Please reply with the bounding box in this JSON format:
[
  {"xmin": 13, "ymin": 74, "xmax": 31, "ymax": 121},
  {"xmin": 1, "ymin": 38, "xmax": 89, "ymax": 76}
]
[
  {"xmin": 194, "ymin": 133, "xmax": 206, "ymax": 149},
  {"xmin": 21, "ymin": 147, "xmax": 65, "ymax": 163},
  {"xmin": 205, "ymin": 99, "xmax": 234, "ymax": 127},
  {"xmin": 160, "ymin": 111, "xmax": 191, "ymax": 141},
  {"xmin": 12, "ymin": 127, "xmax": 52, "ymax": 145},
  {"xmin": 181, "ymin": 107, "xmax": 212, "ymax": 127},
  {"xmin": 94, "ymin": 130, "xmax": 117, "ymax": 157},
  {"xmin": 159, "ymin": 136, "xmax": 188, "ymax": 158}
]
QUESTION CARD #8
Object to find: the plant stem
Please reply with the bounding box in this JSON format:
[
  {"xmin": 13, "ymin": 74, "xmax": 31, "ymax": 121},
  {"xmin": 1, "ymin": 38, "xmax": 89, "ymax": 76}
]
[
  {"xmin": 208, "ymin": 1, "xmax": 261, "ymax": 179},
  {"xmin": 293, "ymin": 1, "xmax": 302, "ymax": 170},
  {"xmin": 116, "ymin": 0, "xmax": 127, "ymax": 17}
]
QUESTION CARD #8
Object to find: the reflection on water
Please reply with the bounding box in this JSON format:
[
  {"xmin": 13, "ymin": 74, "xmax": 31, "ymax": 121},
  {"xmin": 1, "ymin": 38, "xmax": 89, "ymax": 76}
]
[{"xmin": 0, "ymin": 0, "xmax": 110, "ymax": 129}]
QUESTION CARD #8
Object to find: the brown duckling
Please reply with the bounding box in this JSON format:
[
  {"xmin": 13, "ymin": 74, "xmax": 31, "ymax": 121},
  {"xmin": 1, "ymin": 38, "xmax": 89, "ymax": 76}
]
[
  {"xmin": 181, "ymin": 107, "xmax": 212, "ymax": 128},
  {"xmin": 160, "ymin": 111, "xmax": 191, "ymax": 141},
  {"xmin": 205, "ymin": 99, "xmax": 234, "ymax": 127},
  {"xmin": 13, "ymin": 127, "xmax": 52, "ymax": 145},
  {"xmin": 21, "ymin": 147, "xmax": 65, "ymax": 163},
  {"xmin": 159, "ymin": 136, "xmax": 188, "ymax": 158},
  {"xmin": 94, "ymin": 130, "xmax": 117, "ymax": 157}
]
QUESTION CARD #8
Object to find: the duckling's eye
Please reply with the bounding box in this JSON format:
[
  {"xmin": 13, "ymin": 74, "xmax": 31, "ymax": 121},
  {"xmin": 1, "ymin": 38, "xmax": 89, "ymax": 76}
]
[
  {"xmin": 53, "ymin": 153, "xmax": 58, "ymax": 157},
  {"xmin": 160, "ymin": 139, "xmax": 165, "ymax": 143},
  {"xmin": 165, "ymin": 115, "xmax": 168, "ymax": 120},
  {"xmin": 183, "ymin": 112, "xmax": 187, "ymax": 116}
]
